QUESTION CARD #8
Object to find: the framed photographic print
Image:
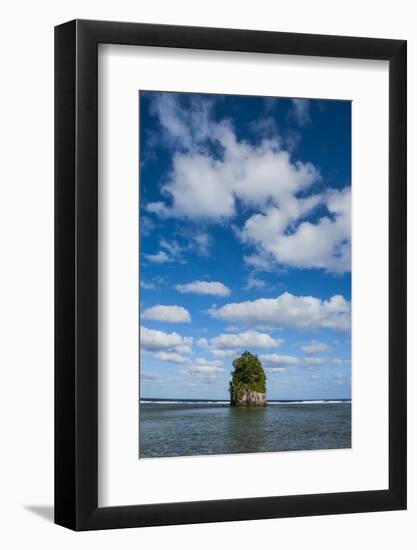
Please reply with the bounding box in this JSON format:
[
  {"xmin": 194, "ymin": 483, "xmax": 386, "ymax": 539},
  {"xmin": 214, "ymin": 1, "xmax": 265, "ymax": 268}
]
[{"xmin": 55, "ymin": 20, "xmax": 407, "ymax": 530}]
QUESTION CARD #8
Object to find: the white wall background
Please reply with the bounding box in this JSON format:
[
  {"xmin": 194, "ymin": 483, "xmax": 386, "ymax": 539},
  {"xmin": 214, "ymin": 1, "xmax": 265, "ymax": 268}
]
[{"xmin": 0, "ymin": 1, "xmax": 415, "ymax": 548}]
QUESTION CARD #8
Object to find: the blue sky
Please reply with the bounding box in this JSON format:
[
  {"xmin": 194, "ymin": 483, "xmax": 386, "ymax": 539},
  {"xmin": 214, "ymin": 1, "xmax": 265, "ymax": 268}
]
[{"xmin": 139, "ymin": 91, "xmax": 351, "ymax": 400}]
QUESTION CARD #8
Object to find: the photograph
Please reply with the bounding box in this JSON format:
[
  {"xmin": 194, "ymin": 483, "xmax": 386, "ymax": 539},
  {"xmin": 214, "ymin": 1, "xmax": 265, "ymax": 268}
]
[
  {"xmin": 0, "ymin": 0, "xmax": 409, "ymax": 541},
  {"xmin": 139, "ymin": 90, "xmax": 352, "ymax": 459}
]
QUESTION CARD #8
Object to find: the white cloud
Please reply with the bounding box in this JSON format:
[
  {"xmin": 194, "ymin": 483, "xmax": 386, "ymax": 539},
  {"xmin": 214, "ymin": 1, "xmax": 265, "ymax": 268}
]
[
  {"xmin": 193, "ymin": 233, "xmax": 211, "ymax": 256},
  {"xmin": 149, "ymin": 92, "xmax": 214, "ymax": 152},
  {"xmin": 195, "ymin": 358, "xmax": 223, "ymax": 368},
  {"xmin": 196, "ymin": 337, "xmax": 208, "ymax": 347},
  {"xmin": 265, "ymin": 367, "xmax": 287, "ymax": 373},
  {"xmin": 304, "ymin": 356, "xmax": 350, "ymax": 366},
  {"xmin": 240, "ymin": 187, "xmax": 351, "ymax": 273},
  {"xmin": 140, "ymin": 326, "xmax": 193, "ymax": 353},
  {"xmin": 144, "ymin": 239, "xmax": 185, "ymax": 264},
  {"xmin": 143, "ymin": 233, "xmax": 211, "ymax": 266},
  {"xmin": 260, "ymin": 353, "xmax": 301, "ymax": 366},
  {"xmin": 145, "ymin": 93, "xmax": 350, "ymax": 274},
  {"xmin": 144, "ymin": 250, "xmax": 170, "ymax": 263},
  {"xmin": 331, "ymin": 358, "xmax": 351, "ymax": 365},
  {"xmin": 210, "ymin": 330, "xmax": 283, "ymax": 350},
  {"xmin": 154, "ymin": 351, "xmax": 190, "ymax": 364},
  {"xmin": 175, "ymin": 280, "xmax": 231, "ymax": 296},
  {"xmin": 147, "ymin": 94, "xmax": 350, "ymax": 272},
  {"xmin": 142, "ymin": 305, "xmax": 191, "ymax": 323},
  {"xmin": 146, "ymin": 202, "xmax": 168, "ymax": 217},
  {"xmin": 224, "ymin": 325, "xmax": 242, "ymax": 332},
  {"xmin": 301, "ymin": 340, "xmax": 334, "ymax": 354},
  {"xmin": 245, "ymin": 275, "xmax": 267, "ymax": 291},
  {"xmin": 291, "ymin": 99, "xmax": 311, "ymax": 126},
  {"xmin": 210, "ymin": 349, "xmax": 238, "ymax": 358},
  {"xmin": 244, "ymin": 254, "xmax": 274, "ymax": 271},
  {"xmin": 167, "ymin": 142, "xmax": 317, "ymax": 220},
  {"xmin": 175, "ymin": 344, "xmax": 193, "ymax": 354},
  {"xmin": 160, "ymin": 238, "xmax": 183, "ymax": 259},
  {"xmin": 141, "ymin": 372, "xmax": 163, "ymax": 382},
  {"xmin": 188, "ymin": 365, "xmax": 225, "ymax": 375},
  {"xmin": 180, "ymin": 354, "xmax": 225, "ymax": 376},
  {"xmin": 140, "ymin": 216, "xmax": 155, "ymax": 236},
  {"xmin": 304, "ymin": 357, "xmax": 327, "ymax": 365},
  {"xmin": 140, "ymin": 281, "xmax": 156, "ymax": 290},
  {"xmin": 209, "ymin": 292, "xmax": 350, "ymax": 332},
  {"xmin": 148, "ymin": 152, "xmax": 236, "ymax": 219},
  {"xmin": 249, "ymin": 117, "xmax": 279, "ymax": 137}
]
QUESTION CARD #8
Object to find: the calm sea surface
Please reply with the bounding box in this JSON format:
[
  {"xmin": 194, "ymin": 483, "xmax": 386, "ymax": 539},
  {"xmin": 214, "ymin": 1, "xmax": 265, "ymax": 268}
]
[{"xmin": 139, "ymin": 400, "xmax": 351, "ymax": 458}]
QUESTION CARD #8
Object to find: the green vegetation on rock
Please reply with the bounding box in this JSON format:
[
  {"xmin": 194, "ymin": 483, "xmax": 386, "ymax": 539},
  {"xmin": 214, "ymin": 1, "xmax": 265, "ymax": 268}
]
[{"xmin": 229, "ymin": 351, "xmax": 267, "ymax": 406}]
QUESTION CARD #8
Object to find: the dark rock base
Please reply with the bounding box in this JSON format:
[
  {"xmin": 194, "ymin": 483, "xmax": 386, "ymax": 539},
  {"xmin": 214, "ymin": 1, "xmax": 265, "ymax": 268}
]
[{"xmin": 230, "ymin": 390, "xmax": 267, "ymax": 407}]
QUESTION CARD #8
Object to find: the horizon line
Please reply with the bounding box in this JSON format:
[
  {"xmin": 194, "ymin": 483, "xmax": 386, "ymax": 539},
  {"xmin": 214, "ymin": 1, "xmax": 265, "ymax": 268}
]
[{"xmin": 140, "ymin": 396, "xmax": 352, "ymax": 401}]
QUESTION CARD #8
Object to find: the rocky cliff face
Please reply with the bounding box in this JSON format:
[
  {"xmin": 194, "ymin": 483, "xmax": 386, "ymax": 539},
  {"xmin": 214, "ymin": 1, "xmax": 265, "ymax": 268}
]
[{"xmin": 230, "ymin": 389, "xmax": 267, "ymax": 407}]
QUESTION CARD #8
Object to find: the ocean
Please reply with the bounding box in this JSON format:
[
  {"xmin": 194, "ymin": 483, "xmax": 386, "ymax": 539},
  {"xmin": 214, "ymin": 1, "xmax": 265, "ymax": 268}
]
[{"xmin": 139, "ymin": 399, "xmax": 351, "ymax": 458}]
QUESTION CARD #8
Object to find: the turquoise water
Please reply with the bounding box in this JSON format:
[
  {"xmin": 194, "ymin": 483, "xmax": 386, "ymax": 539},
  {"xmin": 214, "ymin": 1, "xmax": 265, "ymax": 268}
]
[{"xmin": 139, "ymin": 400, "xmax": 351, "ymax": 458}]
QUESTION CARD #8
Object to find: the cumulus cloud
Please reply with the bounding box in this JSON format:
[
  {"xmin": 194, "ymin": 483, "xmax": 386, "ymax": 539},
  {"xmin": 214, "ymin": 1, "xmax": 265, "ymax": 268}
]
[
  {"xmin": 140, "ymin": 326, "xmax": 193, "ymax": 353},
  {"xmin": 210, "ymin": 330, "xmax": 284, "ymax": 350},
  {"xmin": 156, "ymin": 142, "xmax": 318, "ymax": 220},
  {"xmin": 209, "ymin": 292, "xmax": 350, "ymax": 332},
  {"xmin": 142, "ymin": 305, "xmax": 191, "ymax": 323},
  {"xmin": 240, "ymin": 187, "xmax": 351, "ymax": 273},
  {"xmin": 145, "ymin": 93, "xmax": 350, "ymax": 273},
  {"xmin": 301, "ymin": 340, "xmax": 334, "ymax": 354},
  {"xmin": 196, "ymin": 337, "xmax": 209, "ymax": 347},
  {"xmin": 175, "ymin": 280, "xmax": 231, "ymax": 296},
  {"xmin": 154, "ymin": 351, "xmax": 190, "ymax": 364},
  {"xmin": 180, "ymin": 357, "xmax": 225, "ymax": 377},
  {"xmin": 260, "ymin": 353, "xmax": 301, "ymax": 366}
]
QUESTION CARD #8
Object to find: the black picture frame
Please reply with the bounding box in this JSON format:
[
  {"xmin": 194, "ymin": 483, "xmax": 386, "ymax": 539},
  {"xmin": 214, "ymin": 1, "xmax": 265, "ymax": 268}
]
[{"xmin": 55, "ymin": 19, "xmax": 407, "ymax": 531}]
